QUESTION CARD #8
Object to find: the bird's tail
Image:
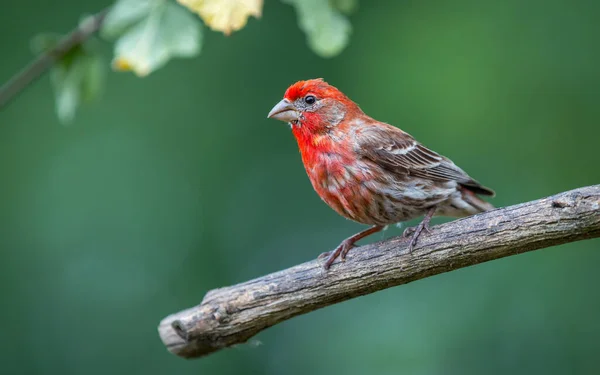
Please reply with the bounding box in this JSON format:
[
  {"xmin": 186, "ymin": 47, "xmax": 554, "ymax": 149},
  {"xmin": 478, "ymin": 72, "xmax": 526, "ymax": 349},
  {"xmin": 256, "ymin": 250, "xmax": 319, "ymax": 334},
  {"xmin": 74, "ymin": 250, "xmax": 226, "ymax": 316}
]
[{"xmin": 460, "ymin": 186, "xmax": 495, "ymax": 213}]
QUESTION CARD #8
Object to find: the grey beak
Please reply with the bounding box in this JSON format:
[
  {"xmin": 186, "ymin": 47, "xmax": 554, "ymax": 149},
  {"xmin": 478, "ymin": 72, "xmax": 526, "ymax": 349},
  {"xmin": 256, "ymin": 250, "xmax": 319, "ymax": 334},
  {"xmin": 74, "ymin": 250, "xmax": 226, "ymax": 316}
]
[{"xmin": 267, "ymin": 99, "xmax": 300, "ymax": 122}]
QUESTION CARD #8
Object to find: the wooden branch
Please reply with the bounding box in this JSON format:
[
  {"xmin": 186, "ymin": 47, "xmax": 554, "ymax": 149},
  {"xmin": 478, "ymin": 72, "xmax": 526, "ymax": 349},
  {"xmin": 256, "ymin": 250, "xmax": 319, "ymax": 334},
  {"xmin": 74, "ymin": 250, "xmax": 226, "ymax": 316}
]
[
  {"xmin": 158, "ymin": 185, "xmax": 600, "ymax": 359},
  {"xmin": 0, "ymin": 8, "xmax": 110, "ymax": 110}
]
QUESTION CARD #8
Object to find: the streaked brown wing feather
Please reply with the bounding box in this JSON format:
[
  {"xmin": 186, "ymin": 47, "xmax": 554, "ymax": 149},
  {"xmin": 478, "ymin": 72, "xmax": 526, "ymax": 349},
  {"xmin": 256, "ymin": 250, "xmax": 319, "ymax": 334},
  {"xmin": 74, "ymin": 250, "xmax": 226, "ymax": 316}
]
[{"xmin": 356, "ymin": 124, "xmax": 495, "ymax": 196}]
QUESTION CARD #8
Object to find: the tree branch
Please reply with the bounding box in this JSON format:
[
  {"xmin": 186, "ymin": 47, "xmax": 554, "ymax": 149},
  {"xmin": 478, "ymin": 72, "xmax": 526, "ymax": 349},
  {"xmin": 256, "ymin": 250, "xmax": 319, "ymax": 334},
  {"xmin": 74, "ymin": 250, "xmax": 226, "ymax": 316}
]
[
  {"xmin": 0, "ymin": 8, "xmax": 110, "ymax": 110},
  {"xmin": 158, "ymin": 185, "xmax": 600, "ymax": 359}
]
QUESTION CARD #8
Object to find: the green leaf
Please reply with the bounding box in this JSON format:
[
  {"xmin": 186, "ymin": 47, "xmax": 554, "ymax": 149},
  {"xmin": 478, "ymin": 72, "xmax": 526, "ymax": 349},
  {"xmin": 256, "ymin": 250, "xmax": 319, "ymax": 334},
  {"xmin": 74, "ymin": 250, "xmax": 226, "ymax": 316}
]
[
  {"xmin": 330, "ymin": 0, "xmax": 358, "ymax": 15},
  {"xmin": 101, "ymin": 0, "xmax": 155, "ymax": 39},
  {"xmin": 79, "ymin": 54, "xmax": 106, "ymax": 103},
  {"xmin": 31, "ymin": 27, "xmax": 105, "ymax": 124},
  {"xmin": 50, "ymin": 64, "xmax": 81, "ymax": 124},
  {"xmin": 283, "ymin": 0, "xmax": 352, "ymax": 58},
  {"xmin": 103, "ymin": 0, "xmax": 202, "ymax": 77},
  {"xmin": 47, "ymin": 49, "xmax": 105, "ymax": 124}
]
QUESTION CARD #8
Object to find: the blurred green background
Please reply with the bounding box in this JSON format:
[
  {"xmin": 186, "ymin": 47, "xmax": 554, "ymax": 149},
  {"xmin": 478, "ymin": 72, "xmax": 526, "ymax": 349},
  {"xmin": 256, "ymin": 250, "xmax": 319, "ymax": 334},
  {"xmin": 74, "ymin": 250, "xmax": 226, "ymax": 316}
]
[{"xmin": 1, "ymin": 0, "xmax": 599, "ymax": 374}]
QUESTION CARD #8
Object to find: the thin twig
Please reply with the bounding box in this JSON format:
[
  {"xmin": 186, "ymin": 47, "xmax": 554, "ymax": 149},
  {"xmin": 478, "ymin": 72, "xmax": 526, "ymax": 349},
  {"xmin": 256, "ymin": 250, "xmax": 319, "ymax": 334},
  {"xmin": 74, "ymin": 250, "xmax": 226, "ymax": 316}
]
[
  {"xmin": 0, "ymin": 7, "xmax": 110, "ymax": 110},
  {"xmin": 157, "ymin": 185, "xmax": 600, "ymax": 359}
]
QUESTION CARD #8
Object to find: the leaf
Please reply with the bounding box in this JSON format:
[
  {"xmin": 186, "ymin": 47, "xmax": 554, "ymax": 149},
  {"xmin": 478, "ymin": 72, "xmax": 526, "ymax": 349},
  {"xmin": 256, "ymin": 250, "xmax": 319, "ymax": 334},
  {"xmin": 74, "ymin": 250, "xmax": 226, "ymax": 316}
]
[
  {"xmin": 101, "ymin": 0, "xmax": 154, "ymax": 39},
  {"xmin": 283, "ymin": 0, "xmax": 352, "ymax": 58},
  {"xmin": 49, "ymin": 51, "xmax": 105, "ymax": 124},
  {"xmin": 178, "ymin": 0, "xmax": 263, "ymax": 35},
  {"xmin": 31, "ymin": 31, "xmax": 105, "ymax": 123},
  {"xmin": 79, "ymin": 54, "xmax": 106, "ymax": 102},
  {"xmin": 103, "ymin": 0, "xmax": 202, "ymax": 77},
  {"xmin": 50, "ymin": 65, "xmax": 80, "ymax": 124},
  {"xmin": 330, "ymin": 0, "xmax": 358, "ymax": 15}
]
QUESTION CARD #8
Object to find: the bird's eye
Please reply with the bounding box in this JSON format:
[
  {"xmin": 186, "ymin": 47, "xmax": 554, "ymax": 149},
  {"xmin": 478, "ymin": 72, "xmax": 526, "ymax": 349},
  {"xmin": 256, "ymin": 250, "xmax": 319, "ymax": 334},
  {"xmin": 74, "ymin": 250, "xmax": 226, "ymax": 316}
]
[{"xmin": 304, "ymin": 95, "xmax": 316, "ymax": 105}]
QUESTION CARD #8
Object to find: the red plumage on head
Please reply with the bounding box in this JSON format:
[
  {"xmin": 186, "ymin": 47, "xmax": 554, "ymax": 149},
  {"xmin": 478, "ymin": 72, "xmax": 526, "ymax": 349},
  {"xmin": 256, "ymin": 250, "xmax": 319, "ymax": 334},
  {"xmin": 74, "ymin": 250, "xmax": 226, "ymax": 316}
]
[{"xmin": 284, "ymin": 78, "xmax": 348, "ymax": 102}]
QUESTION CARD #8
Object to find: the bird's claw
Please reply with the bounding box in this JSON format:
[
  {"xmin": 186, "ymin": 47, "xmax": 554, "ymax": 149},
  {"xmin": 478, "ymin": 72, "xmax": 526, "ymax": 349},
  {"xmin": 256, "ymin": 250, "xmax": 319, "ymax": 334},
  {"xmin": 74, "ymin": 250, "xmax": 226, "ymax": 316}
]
[
  {"xmin": 319, "ymin": 242, "xmax": 355, "ymax": 260},
  {"xmin": 404, "ymin": 223, "xmax": 432, "ymax": 253},
  {"xmin": 407, "ymin": 234, "xmax": 419, "ymax": 253},
  {"xmin": 319, "ymin": 225, "xmax": 385, "ymax": 270},
  {"xmin": 340, "ymin": 242, "xmax": 356, "ymax": 261},
  {"xmin": 318, "ymin": 250, "xmax": 331, "ymax": 259},
  {"xmin": 403, "ymin": 225, "xmax": 431, "ymax": 239},
  {"xmin": 323, "ymin": 240, "xmax": 355, "ymax": 270},
  {"xmin": 402, "ymin": 226, "xmax": 415, "ymax": 238}
]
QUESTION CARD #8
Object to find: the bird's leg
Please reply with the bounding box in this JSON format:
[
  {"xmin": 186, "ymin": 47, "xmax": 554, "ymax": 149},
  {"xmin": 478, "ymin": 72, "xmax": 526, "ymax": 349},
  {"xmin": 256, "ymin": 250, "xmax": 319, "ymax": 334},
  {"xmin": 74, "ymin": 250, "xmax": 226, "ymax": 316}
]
[
  {"xmin": 405, "ymin": 207, "xmax": 436, "ymax": 252},
  {"xmin": 320, "ymin": 225, "xmax": 385, "ymax": 270}
]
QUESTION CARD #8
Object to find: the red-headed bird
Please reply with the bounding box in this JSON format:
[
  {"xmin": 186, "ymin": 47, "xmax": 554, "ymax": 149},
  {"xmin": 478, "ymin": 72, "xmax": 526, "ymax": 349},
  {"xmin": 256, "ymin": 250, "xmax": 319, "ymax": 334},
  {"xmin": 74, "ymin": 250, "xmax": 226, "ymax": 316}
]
[{"xmin": 268, "ymin": 79, "xmax": 495, "ymax": 270}]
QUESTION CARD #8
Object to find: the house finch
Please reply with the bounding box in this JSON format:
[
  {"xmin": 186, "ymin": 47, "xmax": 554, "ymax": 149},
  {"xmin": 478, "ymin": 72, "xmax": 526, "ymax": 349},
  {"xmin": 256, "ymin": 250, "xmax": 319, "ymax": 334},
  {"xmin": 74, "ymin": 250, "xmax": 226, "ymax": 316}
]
[{"xmin": 268, "ymin": 78, "xmax": 495, "ymax": 270}]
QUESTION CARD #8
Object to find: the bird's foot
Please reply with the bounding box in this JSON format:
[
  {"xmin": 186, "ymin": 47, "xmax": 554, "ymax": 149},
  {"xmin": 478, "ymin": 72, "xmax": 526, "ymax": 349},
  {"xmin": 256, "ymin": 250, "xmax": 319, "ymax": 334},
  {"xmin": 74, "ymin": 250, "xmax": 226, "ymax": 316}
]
[
  {"xmin": 402, "ymin": 224, "xmax": 431, "ymax": 239},
  {"xmin": 320, "ymin": 239, "xmax": 356, "ymax": 270},
  {"xmin": 318, "ymin": 225, "xmax": 385, "ymax": 270},
  {"xmin": 317, "ymin": 250, "xmax": 331, "ymax": 259},
  {"xmin": 405, "ymin": 221, "xmax": 430, "ymax": 253},
  {"xmin": 403, "ymin": 208, "xmax": 436, "ymax": 253},
  {"xmin": 402, "ymin": 226, "xmax": 415, "ymax": 238}
]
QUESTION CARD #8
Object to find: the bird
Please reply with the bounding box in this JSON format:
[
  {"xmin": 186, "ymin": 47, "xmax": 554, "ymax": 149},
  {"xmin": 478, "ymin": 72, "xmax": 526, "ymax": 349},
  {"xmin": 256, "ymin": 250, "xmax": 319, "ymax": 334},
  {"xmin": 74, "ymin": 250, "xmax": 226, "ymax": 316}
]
[{"xmin": 267, "ymin": 78, "xmax": 495, "ymax": 270}]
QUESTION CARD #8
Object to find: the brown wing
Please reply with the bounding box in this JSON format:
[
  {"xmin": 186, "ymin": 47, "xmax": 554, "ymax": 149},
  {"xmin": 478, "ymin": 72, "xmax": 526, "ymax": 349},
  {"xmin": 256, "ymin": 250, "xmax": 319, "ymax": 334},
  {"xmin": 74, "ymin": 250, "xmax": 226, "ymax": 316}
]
[{"xmin": 355, "ymin": 124, "xmax": 495, "ymax": 196}]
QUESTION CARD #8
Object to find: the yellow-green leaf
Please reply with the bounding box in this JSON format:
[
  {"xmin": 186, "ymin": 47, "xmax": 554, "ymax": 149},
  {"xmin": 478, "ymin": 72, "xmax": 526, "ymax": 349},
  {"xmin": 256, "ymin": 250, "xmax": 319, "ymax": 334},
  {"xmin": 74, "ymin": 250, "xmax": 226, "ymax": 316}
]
[{"xmin": 178, "ymin": 0, "xmax": 262, "ymax": 35}]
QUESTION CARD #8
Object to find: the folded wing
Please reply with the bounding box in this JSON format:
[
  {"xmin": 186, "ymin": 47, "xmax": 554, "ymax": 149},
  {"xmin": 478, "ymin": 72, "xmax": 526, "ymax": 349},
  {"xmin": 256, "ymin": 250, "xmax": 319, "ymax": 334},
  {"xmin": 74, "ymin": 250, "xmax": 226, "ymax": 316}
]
[{"xmin": 355, "ymin": 123, "xmax": 495, "ymax": 196}]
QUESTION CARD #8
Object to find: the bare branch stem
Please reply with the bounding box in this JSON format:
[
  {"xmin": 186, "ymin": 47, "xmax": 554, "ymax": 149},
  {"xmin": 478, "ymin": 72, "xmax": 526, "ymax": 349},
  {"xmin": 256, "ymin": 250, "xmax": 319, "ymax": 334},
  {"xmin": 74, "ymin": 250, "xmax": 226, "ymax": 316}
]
[
  {"xmin": 158, "ymin": 185, "xmax": 600, "ymax": 359},
  {"xmin": 0, "ymin": 7, "xmax": 110, "ymax": 110}
]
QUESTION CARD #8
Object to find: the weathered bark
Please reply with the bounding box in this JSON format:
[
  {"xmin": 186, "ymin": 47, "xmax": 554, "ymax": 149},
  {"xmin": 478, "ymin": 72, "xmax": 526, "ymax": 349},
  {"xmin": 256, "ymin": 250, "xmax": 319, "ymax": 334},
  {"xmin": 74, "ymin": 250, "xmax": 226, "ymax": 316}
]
[{"xmin": 158, "ymin": 185, "xmax": 600, "ymax": 359}]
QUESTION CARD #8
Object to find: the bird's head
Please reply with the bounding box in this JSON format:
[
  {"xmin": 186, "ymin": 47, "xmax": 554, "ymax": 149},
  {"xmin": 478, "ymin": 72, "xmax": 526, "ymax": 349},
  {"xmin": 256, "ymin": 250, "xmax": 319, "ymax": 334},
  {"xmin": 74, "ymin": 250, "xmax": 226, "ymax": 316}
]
[{"xmin": 267, "ymin": 79, "xmax": 360, "ymax": 134}]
